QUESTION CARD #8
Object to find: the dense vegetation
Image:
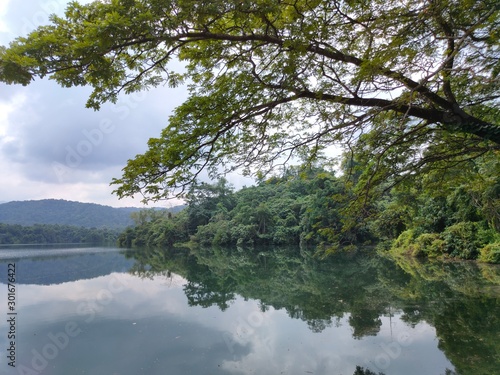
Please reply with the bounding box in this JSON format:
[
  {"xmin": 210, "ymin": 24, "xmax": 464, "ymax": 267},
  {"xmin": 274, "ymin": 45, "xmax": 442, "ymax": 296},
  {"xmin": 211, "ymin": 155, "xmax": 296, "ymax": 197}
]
[
  {"xmin": 2, "ymin": 1, "xmax": 498, "ymax": 208},
  {"xmin": 0, "ymin": 200, "xmax": 187, "ymax": 245},
  {"xmin": 0, "ymin": 223, "xmax": 120, "ymax": 245},
  {"xmin": 118, "ymin": 167, "xmax": 368, "ymax": 251},
  {"xmin": 2, "ymin": 1, "xmax": 498, "ymax": 262},
  {"xmin": 118, "ymin": 156, "xmax": 500, "ymax": 263},
  {"xmin": 0, "ymin": 199, "xmax": 141, "ymax": 228},
  {"xmin": 383, "ymin": 151, "xmax": 500, "ymax": 264}
]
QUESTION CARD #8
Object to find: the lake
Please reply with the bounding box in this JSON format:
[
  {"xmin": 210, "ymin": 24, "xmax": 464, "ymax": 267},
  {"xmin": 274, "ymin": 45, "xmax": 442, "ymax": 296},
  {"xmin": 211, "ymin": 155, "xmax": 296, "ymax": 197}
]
[{"xmin": 0, "ymin": 245, "xmax": 498, "ymax": 375}]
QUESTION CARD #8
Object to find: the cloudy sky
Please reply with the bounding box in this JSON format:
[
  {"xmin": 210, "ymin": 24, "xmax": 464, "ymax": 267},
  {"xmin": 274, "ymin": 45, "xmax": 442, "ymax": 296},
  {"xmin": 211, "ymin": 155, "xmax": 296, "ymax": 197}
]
[{"xmin": 0, "ymin": 0, "xmax": 253, "ymax": 208}]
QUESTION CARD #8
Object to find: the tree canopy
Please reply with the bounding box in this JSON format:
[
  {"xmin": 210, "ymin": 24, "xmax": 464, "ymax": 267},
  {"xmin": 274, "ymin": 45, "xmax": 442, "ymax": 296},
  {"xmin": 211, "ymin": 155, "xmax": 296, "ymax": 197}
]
[
  {"xmin": 1, "ymin": 0, "xmax": 498, "ymax": 202},
  {"xmin": 0, "ymin": 222, "xmax": 120, "ymax": 244},
  {"xmin": 117, "ymin": 165, "xmax": 500, "ymax": 262}
]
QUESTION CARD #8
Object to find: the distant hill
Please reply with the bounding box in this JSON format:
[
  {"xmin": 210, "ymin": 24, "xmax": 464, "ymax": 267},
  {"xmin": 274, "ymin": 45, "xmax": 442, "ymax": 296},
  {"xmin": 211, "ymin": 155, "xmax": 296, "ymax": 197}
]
[{"xmin": 0, "ymin": 199, "xmax": 184, "ymax": 229}]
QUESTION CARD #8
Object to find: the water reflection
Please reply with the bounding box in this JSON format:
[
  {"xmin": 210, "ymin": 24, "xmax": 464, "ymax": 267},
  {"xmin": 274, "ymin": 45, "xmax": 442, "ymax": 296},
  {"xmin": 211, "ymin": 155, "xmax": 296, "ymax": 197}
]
[
  {"xmin": 0, "ymin": 246, "xmax": 497, "ymax": 375},
  {"xmin": 0, "ymin": 245, "xmax": 134, "ymax": 284},
  {"xmin": 126, "ymin": 246, "xmax": 500, "ymax": 375}
]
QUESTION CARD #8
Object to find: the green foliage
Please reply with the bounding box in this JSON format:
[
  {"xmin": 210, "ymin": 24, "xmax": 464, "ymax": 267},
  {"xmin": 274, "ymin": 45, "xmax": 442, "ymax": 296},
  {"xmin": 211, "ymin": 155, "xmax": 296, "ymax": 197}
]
[
  {"xmin": 479, "ymin": 242, "xmax": 500, "ymax": 264},
  {"xmin": 413, "ymin": 197, "xmax": 451, "ymax": 235},
  {"xmin": 391, "ymin": 230, "xmax": 417, "ymax": 255},
  {"xmin": 119, "ymin": 168, "xmax": 376, "ymax": 251},
  {"xmin": 391, "ymin": 225, "xmax": 490, "ymax": 260},
  {"xmin": 0, "ymin": 223, "xmax": 119, "ymax": 244},
  {"xmin": 0, "ymin": 0, "xmax": 498, "ymax": 203},
  {"xmin": 370, "ymin": 200, "xmax": 408, "ymax": 241},
  {"xmin": 375, "ymin": 151, "xmax": 500, "ymax": 261},
  {"xmin": 118, "ymin": 209, "xmax": 189, "ymax": 248},
  {"xmin": 442, "ymin": 222, "xmax": 484, "ymax": 259},
  {"xmin": 119, "ymin": 156, "xmax": 500, "ymax": 262},
  {"xmin": 390, "ymin": 230, "xmax": 444, "ymax": 258},
  {"xmin": 0, "ymin": 199, "xmax": 146, "ymax": 229},
  {"xmin": 421, "ymin": 234, "xmax": 447, "ymax": 259}
]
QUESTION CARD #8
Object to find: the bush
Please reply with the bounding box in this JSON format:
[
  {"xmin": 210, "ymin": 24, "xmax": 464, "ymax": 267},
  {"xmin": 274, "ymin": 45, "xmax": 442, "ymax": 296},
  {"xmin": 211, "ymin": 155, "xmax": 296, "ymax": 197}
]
[
  {"xmin": 414, "ymin": 233, "xmax": 445, "ymax": 258},
  {"xmin": 192, "ymin": 222, "xmax": 218, "ymax": 246},
  {"xmin": 212, "ymin": 221, "xmax": 233, "ymax": 246},
  {"xmin": 390, "ymin": 222, "xmax": 498, "ymax": 261},
  {"xmin": 479, "ymin": 242, "xmax": 500, "ymax": 264},
  {"xmin": 442, "ymin": 222, "xmax": 483, "ymax": 260},
  {"xmin": 391, "ymin": 230, "xmax": 416, "ymax": 254},
  {"xmin": 230, "ymin": 224, "xmax": 257, "ymax": 247}
]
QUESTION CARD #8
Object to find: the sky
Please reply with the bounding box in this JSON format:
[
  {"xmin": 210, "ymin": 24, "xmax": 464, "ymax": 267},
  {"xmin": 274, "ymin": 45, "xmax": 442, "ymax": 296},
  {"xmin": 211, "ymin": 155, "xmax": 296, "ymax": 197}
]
[{"xmin": 0, "ymin": 0, "xmax": 253, "ymax": 208}]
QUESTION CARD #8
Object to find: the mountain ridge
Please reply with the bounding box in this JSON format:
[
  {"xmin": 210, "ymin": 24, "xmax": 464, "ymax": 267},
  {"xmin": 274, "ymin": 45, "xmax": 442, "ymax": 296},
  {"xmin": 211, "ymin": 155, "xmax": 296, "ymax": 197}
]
[{"xmin": 0, "ymin": 199, "xmax": 182, "ymax": 229}]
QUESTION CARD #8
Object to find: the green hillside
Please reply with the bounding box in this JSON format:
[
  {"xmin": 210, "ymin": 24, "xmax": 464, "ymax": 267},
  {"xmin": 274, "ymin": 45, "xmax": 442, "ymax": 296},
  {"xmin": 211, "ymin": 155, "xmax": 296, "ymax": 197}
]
[{"xmin": 0, "ymin": 199, "xmax": 143, "ymax": 229}]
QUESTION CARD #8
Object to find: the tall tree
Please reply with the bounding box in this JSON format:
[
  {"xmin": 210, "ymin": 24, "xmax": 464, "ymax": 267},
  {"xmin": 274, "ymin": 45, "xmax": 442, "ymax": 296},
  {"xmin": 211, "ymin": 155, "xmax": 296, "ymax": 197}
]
[{"xmin": 1, "ymin": 0, "xmax": 498, "ymax": 202}]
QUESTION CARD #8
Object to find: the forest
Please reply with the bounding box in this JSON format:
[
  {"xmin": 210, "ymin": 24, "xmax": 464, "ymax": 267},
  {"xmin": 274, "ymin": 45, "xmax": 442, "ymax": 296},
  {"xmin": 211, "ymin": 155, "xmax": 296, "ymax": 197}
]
[
  {"xmin": 0, "ymin": 223, "xmax": 120, "ymax": 245},
  {"xmin": 118, "ymin": 155, "xmax": 500, "ymax": 264},
  {"xmin": 1, "ymin": 0, "xmax": 498, "ymax": 263},
  {"xmin": 0, "ymin": 199, "xmax": 141, "ymax": 228}
]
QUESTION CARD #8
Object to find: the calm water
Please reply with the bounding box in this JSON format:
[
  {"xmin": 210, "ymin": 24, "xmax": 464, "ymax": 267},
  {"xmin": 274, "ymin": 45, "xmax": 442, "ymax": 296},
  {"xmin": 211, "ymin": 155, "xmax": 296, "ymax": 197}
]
[{"xmin": 0, "ymin": 245, "xmax": 498, "ymax": 375}]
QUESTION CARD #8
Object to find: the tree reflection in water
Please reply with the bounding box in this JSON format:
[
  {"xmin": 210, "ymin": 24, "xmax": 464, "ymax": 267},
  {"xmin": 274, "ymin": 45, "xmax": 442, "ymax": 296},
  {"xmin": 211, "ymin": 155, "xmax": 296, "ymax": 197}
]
[{"xmin": 125, "ymin": 246, "xmax": 500, "ymax": 375}]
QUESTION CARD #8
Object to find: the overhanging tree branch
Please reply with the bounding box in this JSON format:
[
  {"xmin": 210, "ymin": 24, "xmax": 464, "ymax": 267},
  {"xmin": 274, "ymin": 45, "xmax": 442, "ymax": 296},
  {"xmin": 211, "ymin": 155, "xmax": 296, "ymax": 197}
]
[{"xmin": 0, "ymin": 0, "xmax": 498, "ymax": 202}]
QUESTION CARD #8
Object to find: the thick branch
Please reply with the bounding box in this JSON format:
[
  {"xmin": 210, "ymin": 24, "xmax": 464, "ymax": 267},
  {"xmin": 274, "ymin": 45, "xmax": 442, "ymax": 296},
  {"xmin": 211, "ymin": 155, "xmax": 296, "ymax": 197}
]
[{"xmin": 297, "ymin": 90, "xmax": 500, "ymax": 144}]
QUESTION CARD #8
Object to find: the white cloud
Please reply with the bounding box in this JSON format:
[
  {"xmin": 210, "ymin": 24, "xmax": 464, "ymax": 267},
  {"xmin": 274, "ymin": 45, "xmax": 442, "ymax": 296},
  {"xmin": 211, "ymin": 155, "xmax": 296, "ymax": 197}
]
[
  {"xmin": 0, "ymin": 1, "xmax": 177, "ymax": 207},
  {"xmin": 0, "ymin": 0, "xmax": 10, "ymax": 33},
  {"xmin": 0, "ymin": 92, "xmax": 27, "ymax": 137},
  {"xmin": 0, "ymin": 0, "xmax": 255, "ymax": 208}
]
